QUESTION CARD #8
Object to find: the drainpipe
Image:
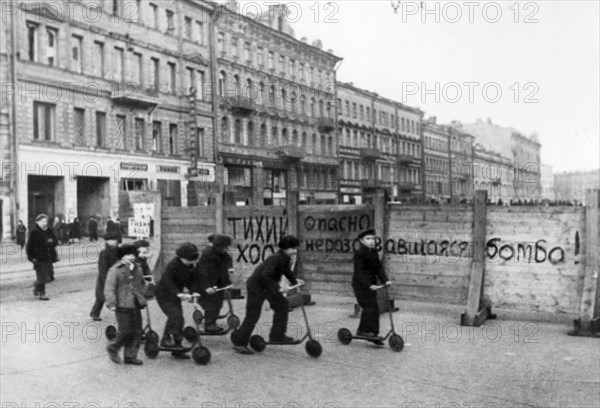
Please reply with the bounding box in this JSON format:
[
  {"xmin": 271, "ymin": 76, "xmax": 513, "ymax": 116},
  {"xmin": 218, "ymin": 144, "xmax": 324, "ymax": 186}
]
[{"xmin": 208, "ymin": 3, "xmax": 222, "ymax": 199}]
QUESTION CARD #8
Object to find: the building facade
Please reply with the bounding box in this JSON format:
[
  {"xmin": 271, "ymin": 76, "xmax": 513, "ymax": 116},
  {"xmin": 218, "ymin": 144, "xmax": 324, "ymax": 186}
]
[
  {"xmin": 422, "ymin": 117, "xmax": 451, "ymax": 203},
  {"xmin": 461, "ymin": 118, "xmax": 542, "ymax": 200},
  {"xmin": 472, "ymin": 145, "xmax": 513, "ymax": 203},
  {"xmin": 214, "ymin": 3, "xmax": 341, "ymax": 206},
  {"xmin": 1, "ymin": 0, "xmax": 218, "ymax": 237},
  {"xmin": 554, "ymin": 170, "xmax": 600, "ymax": 204},
  {"xmin": 337, "ymin": 82, "xmax": 423, "ymax": 204},
  {"xmin": 540, "ymin": 164, "xmax": 555, "ymax": 200}
]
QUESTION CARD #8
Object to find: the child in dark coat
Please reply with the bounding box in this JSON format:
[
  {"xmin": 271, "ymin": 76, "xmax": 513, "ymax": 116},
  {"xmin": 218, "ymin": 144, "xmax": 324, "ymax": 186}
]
[{"xmin": 352, "ymin": 228, "xmax": 391, "ymax": 340}]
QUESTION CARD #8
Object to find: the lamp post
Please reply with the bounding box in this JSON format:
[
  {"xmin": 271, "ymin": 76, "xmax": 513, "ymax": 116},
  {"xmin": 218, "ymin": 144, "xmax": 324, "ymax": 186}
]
[{"xmin": 187, "ymin": 86, "xmax": 198, "ymax": 176}]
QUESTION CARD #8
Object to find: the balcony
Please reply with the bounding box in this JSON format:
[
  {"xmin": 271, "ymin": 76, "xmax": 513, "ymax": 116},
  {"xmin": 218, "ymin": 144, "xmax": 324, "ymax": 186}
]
[
  {"xmin": 222, "ymin": 96, "xmax": 255, "ymax": 115},
  {"xmin": 275, "ymin": 145, "xmax": 305, "ymax": 162},
  {"xmin": 456, "ymin": 174, "xmax": 469, "ymax": 182},
  {"xmin": 361, "ymin": 179, "xmax": 386, "ymax": 190},
  {"xmin": 111, "ymin": 87, "xmax": 160, "ymax": 110},
  {"xmin": 491, "ymin": 177, "xmax": 501, "ymax": 185},
  {"xmin": 398, "ymin": 182, "xmax": 417, "ymax": 191},
  {"xmin": 317, "ymin": 117, "xmax": 335, "ymax": 132},
  {"xmin": 359, "ymin": 147, "xmax": 381, "ymax": 161},
  {"xmin": 397, "ymin": 154, "xmax": 415, "ymax": 165}
]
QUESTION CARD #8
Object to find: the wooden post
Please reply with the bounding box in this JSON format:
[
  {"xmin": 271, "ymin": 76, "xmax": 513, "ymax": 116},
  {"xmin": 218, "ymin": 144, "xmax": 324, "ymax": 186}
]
[
  {"xmin": 215, "ymin": 188, "xmax": 223, "ymax": 234},
  {"xmin": 286, "ymin": 190, "xmax": 312, "ymax": 309},
  {"xmin": 569, "ymin": 189, "xmax": 600, "ymax": 337},
  {"xmin": 461, "ymin": 190, "xmax": 494, "ymax": 326}
]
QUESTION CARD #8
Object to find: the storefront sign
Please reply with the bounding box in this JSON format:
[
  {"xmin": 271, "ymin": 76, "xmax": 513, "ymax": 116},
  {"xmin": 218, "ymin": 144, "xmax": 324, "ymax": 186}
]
[
  {"xmin": 120, "ymin": 162, "xmax": 148, "ymax": 172},
  {"xmin": 157, "ymin": 165, "xmax": 180, "ymax": 173},
  {"xmin": 315, "ymin": 192, "xmax": 338, "ymax": 200},
  {"xmin": 341, "ymin": 188, "xmax": 361, "ymax": 194}
]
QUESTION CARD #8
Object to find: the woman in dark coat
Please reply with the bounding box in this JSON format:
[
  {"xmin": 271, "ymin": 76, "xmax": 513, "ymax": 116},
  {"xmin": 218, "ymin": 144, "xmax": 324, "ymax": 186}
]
[
  {"xmin": 352, "ymin": 228, "xmax": 391, "ymax": 339},
  {"xmin": 16, "ymin": 220, "xmax": 27, "ymax": 248},
  {"xmin": 26, "ymin": 214, "xmax": 59, "ymax": 300},
  {"xmin": 69, "ymin": 218, "xmax": 81, "ymax": 242}
]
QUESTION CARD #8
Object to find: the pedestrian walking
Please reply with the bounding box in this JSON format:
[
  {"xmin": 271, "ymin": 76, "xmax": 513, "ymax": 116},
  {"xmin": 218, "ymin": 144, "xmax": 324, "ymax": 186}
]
[
  {"xmin": 88, "ymin": 216, "xmax": 98, "ymax": 241},
  {"xmin": 16, "ymin": 220, "xmax": 27, "ymax": 249},
  {"xmin": 69, "ymin": 217, "xmax": 81, "ymax": 243},
  {"xmin": 26, "ymin": 214, "xmax": 59, "ymax": 301}
]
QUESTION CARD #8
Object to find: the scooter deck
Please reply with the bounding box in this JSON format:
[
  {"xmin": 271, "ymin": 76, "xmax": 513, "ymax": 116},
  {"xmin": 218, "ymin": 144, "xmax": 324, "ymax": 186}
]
[
  {"xmin": 352, "ymin": 335, "xmax": 384, "ymax": 344},
  {"xmin": 195, "ymin": 329, "xmax": 230, "ymax": 336},
  {"xmin": 157, "ymin": 345, "xmax": 193, "ymax": 353},
  {"xmin": 266, "ymin": 339, "xmax": 303, "ymax": 345}
]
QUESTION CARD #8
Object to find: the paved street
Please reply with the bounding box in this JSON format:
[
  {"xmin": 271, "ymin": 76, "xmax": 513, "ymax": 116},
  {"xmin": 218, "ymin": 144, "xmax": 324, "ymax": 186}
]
[{"xmin": 1, "ymin": 275, "xmax": 598, "ymax": 408}]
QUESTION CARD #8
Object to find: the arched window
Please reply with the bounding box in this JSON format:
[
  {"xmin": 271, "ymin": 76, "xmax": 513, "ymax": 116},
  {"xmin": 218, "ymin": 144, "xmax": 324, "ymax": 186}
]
[
  {"xmin": 328, "ymin": 136, "xmax": 333, "ymax": 156},
  {"xmin": 319, "ymin": 99, "xmax": 324, "ymax": 117},
  {"xmin": 311, "ymin": 133, "xmax": 317, "ymax": 155},
  {"xmin": 259, "ymin": 82, "xmax": 265, "ymax": 104},
  {"xmin": 218, "ymin": 71, "xmax": 227, "ymax": 97},
  {"xmin": 245, "ymin": 78, "xmax": 253, "ymax": 99},
  {"xmin": 292, "ymin": 130, "xmax": 298, "ymax": 146},
  {"xmin": 301, "ymin": 132, "xmax": 307, "ymax": 149},
  {"xmin": 320, "ymin": 135, "xmax": 326, "ymax": 156},
  {"xmin": 326, "ymin": 101, "xmax": 332, "ymax": 118},
  {"xmin": 310, "ymin": 97, "xmax": 315, "ymax": 116},
  {"xmin": 233, "ymin": 75, "xmax": 240, "ymax": 96},
  {"xmin": 300, "ymin": 95, "xmax": 306, "ymax": 115},
  {"xmin": 260, "ymin": 123, "xmax": 266, "ymax": 147},
  {"xmin": 247, "ymin": 121, "xmax": 254, "ymax": 145},
  {"xmin": 234, "ymin": 119, "xmax": 241, "ymax": 144},
  {"xmin": 290, "ymin": 91, "xmax": 297, "ymax": 113},
  {"xmin": 221, "ymin": 116, "xmax": 230, "ymax": 142},
  {"xmin": 269, "ymin": 85, "xmax": 275, "ymax": 105}
]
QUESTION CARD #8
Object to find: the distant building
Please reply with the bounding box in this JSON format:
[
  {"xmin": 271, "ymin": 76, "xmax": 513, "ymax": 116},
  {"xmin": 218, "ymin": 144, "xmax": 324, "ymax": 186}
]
[
  {"xmin": 554, "ymin": 170, "xmax": 600, "ymax": 204},
  {"xmin": 540, "ymin": 164, "xmax": 555, "ymax": 200}
]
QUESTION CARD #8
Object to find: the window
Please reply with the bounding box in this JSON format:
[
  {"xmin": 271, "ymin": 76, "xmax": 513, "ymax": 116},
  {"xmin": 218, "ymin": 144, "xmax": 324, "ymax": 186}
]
[
  {"xmin": 151, "ymin": 57, "xmax": 159, "ymax": 91},
  {"xmin": 150, "ymin": 3, "xmax": 159, "ymax": 29},
  {"xmin": 226, "ymin": 166, "xmax": 252, "ymax": 187},
  {"xmin": 352, "ymin": 103, "xmax": 357, "ymax": 119},
  {"xmin": 268, "ymin": 51, "xmax": 274, "ymax": 69},
  {"xmin": 46, "ymin": 28, "xmax": 58, "ymax": 66},
  {"xmin": 218, "ymin": 71, "xmax": 226, "ymax": 96},
  {"xmin": 247, "ymin": 121, "xmax": 254, "ymax": 145},
  {"xmin": 234, "ymin": 119, "xmax": 241, "ymax": 144},
  {"xmin": 73, "ymin": 108, "xmax": 85, "ymax": 145},
  {"xmin": 360, "ymin": 105, "xmax": 364, "ymax": 120},
  {"xmin": 134, "ymin": 118, "xmax": 145, "ymax": 150},
  {"xmin": 95, "ymin": 111, "xmax": 106, "ymax": 147},
  {"xmin": 196, "ymin": 127, "xmax": 204, "ymax": 157},
  {"xmin": 345, "ymin": 101, "xmax": 350, "ymax": 116},
  {"xmin": 257, "ymin": 47, "xmax": 264, "ymax": 66},
  {"xmin": 33, "ymin": 102, "xmax": 55, "ymax": 141},
  {"xmin": 152, "ymin": 121, "xmax": 162, "ymax": 152},
  {"xmin": 184, "ymin": 17, "xmax": 192, "ymax": 39},
  {"xmin": 244, "ymin": 42, "xmax": 251, "ymax": 62},
  {"xmin": 289, "ymin": 59, "xmax": 295, "ymax": 77},
  {"xmin": 168, "ymin": 62, "xmax": 176, "ymax": 93},
  {"xmin": 221, "ymin": 117, "xmax": 229, "ymax": 142},
  {"xmin": 217, "ymin": 32, "xmax": 225, "ymax": 53},
  {"xmin": 300, "ymin": 63, "xmax": 305, "ymax": 81},
  {"xmin": 168, "ymin": 124, "xmax": 178, "ymax": 155},
  {"xmin": 196, "ymin": 70, "xmax": 205, "ymax": 100},
  {"xmin": 269, "ymin": 85, "xmax": 275, "ymax": 105},
  {"xmin": 132, "ymin": 52, "xmax": 142, "ymax": 85},
  {"xmin": 71, "ymin": 35, "xmax": 82, "ymax": 73},
  {"xmin": 165, "ymin": 9, "xmax": 174, "ymax": 33},
  {"xmin": 196, "ymin": 21, "xmax": 204, "ymax": 44},
  {"xmin": 401, "ymin": 118, "xmax": 405, "ymax": 131},
  {"xmin": 279, "ymin": 55, "xmax": 285, "ymax": 73},
  {"xmin": 93, "ymin": 41, "xmax": 104, "ymax": 78},
  {"xmin": 26, "ymin": 22, "xmax": 39, "ymax": 62},
  {"xmin": 231, "ymin": 37, "xmax": 238, "ymax": 57},
  {"xmin": 114, "ymin": 47, "xmax": 124, "ymax": 82},
  {"xmin": 115, "ymin": 114, "xmax": 126, "ymax": 149}
]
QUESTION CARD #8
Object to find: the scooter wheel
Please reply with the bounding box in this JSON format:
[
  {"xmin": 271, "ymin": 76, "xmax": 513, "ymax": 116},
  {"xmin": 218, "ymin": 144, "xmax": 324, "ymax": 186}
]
[
  {"xmin": 249, "ymin": 335, "xmax": 266, "ymax": 352},
  {"xmin": 105, "ymin": 325, "xmax": 117, "ymax": 341},
  {"xmin": 192, "ymin": 346, "xmax": 211, "ymax": 365},
  {"xmin": 183, "ymin": 326, "xmax": 199, "ymax": 343},
  {"xmin": 227, "ymin": 315, "xmax": 241, "ymax": 330},
  {"xmin": 145, "ymin": 329, "xmax": 159, "ymax": 344},
  {"xmin": 305, "ymin": 340, "xmax": 322, "ymax": 358},
  {"xmin": 144, "ymin": 340, "xmax": 159, "ymax": 359},
  {"xmin": 337, "ymin": 328, "xmax": 352, "ymax": 345},
  {"xmin": 193, "ymin": 310, "xmax": 204, "ymax": 326},
  {"xmin": 389, "ymin": 334, "xmax": 404, "ymax": 352}
]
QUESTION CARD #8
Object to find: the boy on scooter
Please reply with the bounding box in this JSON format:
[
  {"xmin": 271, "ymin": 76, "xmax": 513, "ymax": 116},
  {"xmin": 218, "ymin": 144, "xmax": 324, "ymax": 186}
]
[
  {"xmin": 231, "ymin": 235, "xmax": 304, "ymax": 355},
  {"xmin": 353, "ymin": 228, "xmax": 391, "ymax": 344},
  {"xmin": 155, "ymin": 243, "xmax": 200, "ymax": 359},
  {"xmin": 192, "ymin": 234, "xmax": 233, "ymax": 333}
]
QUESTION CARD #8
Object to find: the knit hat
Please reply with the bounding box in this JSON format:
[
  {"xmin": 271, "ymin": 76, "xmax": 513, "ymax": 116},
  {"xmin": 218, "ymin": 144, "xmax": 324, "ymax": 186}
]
[
  {"xmin": 117, "ymin": 244, "xmax": 138, "ymax": 258},
  {"xmin": 176, "ymin": 243, "xmax": 200, "ymax": 261},
  {"xmin": 207, "ymin": 234, "xmax": 215, "ymax": 243},
  {"xmin": 212, "ymin": 234, "xmax": 232, "ymax": 249},
  {"xmin": 104, "ymin": 231, "xmax": 119, "ymax": 241},
  {"xmin": 132, "ymin": 239, "xmax": 150, "ymax": 249},
  {"xmin": 36, "ymin": 214, "xmax": 48, "ymax": 221},
  {"xmin": 278, "ymin": 235, "xmax": 300, "ymax": 250},
  {"xmin": 357, "ymin": 228, "xmax": 376, "ymax": 240}
]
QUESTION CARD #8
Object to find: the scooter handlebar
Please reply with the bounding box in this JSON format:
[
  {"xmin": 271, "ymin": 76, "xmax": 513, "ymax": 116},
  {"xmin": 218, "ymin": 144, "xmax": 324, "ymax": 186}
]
[{"xmin": 212, "ymin": 284, "xmax": 233, "ymax": 292}]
